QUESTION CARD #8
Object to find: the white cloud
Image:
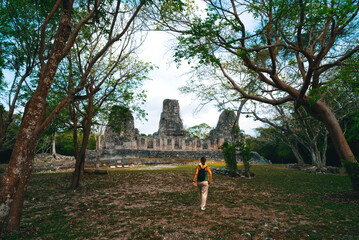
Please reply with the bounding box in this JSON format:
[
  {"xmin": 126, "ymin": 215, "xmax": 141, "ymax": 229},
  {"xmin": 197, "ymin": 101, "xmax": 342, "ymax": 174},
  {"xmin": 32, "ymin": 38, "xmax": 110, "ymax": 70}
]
[{"xmin": 135, "ymin": 31, "xmax": 263, "ymax": 136}]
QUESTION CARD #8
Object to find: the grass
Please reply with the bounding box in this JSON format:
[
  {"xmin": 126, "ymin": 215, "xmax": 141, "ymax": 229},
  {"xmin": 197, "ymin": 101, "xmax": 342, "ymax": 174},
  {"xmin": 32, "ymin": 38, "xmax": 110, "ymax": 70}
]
[{"xmin": 0, "ymin": 163, "xmax": 358, "ymax": 239}]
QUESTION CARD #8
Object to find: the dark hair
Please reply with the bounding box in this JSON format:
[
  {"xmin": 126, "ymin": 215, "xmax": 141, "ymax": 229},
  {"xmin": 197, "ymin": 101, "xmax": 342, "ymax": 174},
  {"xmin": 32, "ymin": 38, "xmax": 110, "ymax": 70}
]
[{"xmin": 200, "ymin": 156, "xmax": 206, "ymax": 163}]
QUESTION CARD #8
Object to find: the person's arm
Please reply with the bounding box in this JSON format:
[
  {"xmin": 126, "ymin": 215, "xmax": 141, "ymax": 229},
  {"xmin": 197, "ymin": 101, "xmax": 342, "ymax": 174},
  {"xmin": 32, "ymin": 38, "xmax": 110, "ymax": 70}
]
[
  {"xmin": 207, "ymin": 167, "xmax": 213, "ymax": 184},
  {"xmin": 192, "ymin": 165, "xmax": 199, "ymax": 183}
]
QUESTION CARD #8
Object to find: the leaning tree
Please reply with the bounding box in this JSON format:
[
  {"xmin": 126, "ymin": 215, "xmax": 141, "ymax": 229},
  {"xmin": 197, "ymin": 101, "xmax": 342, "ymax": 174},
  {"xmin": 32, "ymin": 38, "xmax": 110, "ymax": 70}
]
[{"xmin": 154, "ymin": 0, "xmax": 359, "ymax": 190}]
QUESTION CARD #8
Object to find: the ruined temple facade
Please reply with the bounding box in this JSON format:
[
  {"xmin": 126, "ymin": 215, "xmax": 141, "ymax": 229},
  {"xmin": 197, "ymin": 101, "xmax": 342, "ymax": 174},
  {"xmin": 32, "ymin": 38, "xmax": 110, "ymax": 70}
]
[{"xmin": 88, "ymin": 99, "xmax": 236, "ymax": 163}]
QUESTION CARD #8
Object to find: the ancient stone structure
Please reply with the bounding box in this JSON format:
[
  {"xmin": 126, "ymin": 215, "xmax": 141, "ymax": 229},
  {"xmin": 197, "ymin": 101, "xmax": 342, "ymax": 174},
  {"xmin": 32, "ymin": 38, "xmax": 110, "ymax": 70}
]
[
  {"xmin": 208, "ymin": 110, "xmax": 236, "ymax": 141},
  {"xmin": 154, "ymin": 99, "xmax": 187, "ymax": 137},
  {"xmin": 87, "ymin": 99, "xmax": 237, "ymax": 164}
]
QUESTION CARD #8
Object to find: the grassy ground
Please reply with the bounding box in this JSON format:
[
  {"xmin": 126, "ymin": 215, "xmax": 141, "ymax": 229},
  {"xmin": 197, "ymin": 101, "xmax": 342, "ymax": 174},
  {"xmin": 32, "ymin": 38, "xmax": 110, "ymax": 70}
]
[{"xmin": 1, "ymin": 163, "xmax": 358, "ymax": 240}]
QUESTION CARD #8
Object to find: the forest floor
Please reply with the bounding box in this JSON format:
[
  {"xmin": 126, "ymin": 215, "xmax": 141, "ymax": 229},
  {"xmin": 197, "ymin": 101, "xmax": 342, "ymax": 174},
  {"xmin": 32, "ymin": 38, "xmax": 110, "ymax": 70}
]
[{"xmin": 0, "ymin": 163, "xmax": 358, "ymax": 240}]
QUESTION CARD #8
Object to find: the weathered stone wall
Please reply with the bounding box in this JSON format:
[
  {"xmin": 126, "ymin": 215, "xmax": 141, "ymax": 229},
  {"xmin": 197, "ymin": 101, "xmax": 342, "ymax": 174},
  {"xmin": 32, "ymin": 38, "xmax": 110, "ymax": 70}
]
[
  {"xmin": 87, "ymin": 99, "xmax": 236, "ymax": 163},
  {"xmin": 87, "ymin": 149, "xmax": 224, "ymax": 164}
]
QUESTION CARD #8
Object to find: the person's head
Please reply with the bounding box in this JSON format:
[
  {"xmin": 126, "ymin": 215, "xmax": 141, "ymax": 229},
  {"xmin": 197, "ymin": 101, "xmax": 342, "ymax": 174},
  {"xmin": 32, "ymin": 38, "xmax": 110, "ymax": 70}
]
[{"xmin": 200, "ymin": 156, "xmax": 206, "ymax": 164}]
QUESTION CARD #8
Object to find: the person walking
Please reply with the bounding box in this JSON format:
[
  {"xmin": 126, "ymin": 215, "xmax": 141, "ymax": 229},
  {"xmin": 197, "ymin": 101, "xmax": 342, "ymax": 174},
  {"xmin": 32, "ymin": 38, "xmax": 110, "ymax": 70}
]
[{"xmin": 192, "ymin": 156, "xmax": 213, "ymax": 210}]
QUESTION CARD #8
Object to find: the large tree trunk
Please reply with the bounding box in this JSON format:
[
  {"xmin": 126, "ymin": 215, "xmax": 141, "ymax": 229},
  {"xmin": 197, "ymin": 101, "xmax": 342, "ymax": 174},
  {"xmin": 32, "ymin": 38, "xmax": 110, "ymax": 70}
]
[
  {"xmin": 0, "ymin": 93, "xmax": 44, "ymax": 231},
  {"xmin": 308, "ymin": 149, "xmax": 320, "ymax": 167},
  {"xmin": 0, "ymin": 1, "xmax": 74, "ymax": 232},
  {"xmin": 305, "ymin": 100, "xmax": 358, "ymax": 190},
  {"xmin": 304, "ymin": 100, "xmax": 356, "ymax": 163},
  {"xmin": 5, "ymin": 164, "xmax": 32, "ymax": 231}
]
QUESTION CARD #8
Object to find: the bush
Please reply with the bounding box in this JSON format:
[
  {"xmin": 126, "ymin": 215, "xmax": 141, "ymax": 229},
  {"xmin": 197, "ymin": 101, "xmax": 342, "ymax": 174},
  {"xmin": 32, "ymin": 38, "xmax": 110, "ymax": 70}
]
[
  {"xmin": 219, "ymin": 142, "xmax": 237, "ymax": 176},
  {"xmin": 237, "ymin": 141, "xmax": 251, "ymax": 177}
]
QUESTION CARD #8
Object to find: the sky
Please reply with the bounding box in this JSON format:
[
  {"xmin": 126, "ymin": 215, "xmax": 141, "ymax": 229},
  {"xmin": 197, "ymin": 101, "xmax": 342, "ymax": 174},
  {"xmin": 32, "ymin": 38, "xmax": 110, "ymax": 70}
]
[
  {"xmin": 1, "ymin": 2, "xmax": 263, "ymax": 137},
  {"xmin": 1, "ymin": 31, "xmax": 263, "ymax": 137},
  {"xmin": 134, "ymin": 31, "xmax": 263, "ymax": 136}
]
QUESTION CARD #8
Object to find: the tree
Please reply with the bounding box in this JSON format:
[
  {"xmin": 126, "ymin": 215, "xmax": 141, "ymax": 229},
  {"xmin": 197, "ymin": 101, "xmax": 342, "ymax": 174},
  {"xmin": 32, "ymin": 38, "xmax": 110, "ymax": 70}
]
[
  {"xmin": 219, "ymin": 141, "xmax": 238, "ymax": 176},
  {"xmin": 237, "ymin": 136, "xmax": 252, "ymax": 177},
  {"xmin": 0, "ymin": 0, "xmax": 147, "ymax": 232},
  {"xmin": 0, "ymin": 109, "xmax": 21, "ymax": 163},
  {"xmin": 0, "ymin": 0, "xmax": 55, "ymax": 150},
  {"xmin": 43, "ymin": 9, "xmax": 151, "ymax": 189},
  {"xmin": 336, "ymin": 54, "xmax": 359, "ymax": 145},
  {"xmin": 251, "ymin": 126, "xmax": 296, "ymax": 164},
  {"xmin": 66, "ymin": 44, "xmax": 151, "ymax": 189},
  {"xmin": 186, "ymin": 123, "xmax": 212, "ymax": 139},
  {"xmin": 159, "ymin": 0, "xmax": 359, "ymax": 189},
  {"xmin": 220, "ymin": 127, "xmax": 252, "ymax": 177},
  {"xmin": 252, "ymin": 103, "xmax": 328, "ymax": 167}
]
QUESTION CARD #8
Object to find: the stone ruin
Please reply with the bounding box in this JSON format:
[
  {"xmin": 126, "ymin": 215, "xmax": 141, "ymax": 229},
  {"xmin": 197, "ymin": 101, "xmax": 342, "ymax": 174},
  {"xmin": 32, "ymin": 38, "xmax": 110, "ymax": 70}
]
[{"xmin": 87, "ymin": 99, "xmax": 237, "ymax": 164}]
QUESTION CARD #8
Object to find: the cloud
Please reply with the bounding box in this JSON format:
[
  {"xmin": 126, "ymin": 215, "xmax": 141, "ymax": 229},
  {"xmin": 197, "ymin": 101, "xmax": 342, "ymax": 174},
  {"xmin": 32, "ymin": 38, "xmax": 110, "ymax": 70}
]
[{"xmin": 135, "ymin": 31, "xmax": 262, "ymax": 136}]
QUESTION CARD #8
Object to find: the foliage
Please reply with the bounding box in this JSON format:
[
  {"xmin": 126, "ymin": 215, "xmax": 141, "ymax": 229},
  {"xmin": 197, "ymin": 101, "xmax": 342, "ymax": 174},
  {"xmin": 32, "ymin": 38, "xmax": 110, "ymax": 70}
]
[
  {"xmin": 0, "ymin": 111, "xmax": 21, "ymax": 151},
  {"xmin": 55, "ymin": 132, "xmax": 96, "ymax": 156},
  {"xmin": 186, "ymin": 123, "xmax": 212, "ymax": 139},
  {"xmin": 237, "ymin": 140, "xmax": 251, "ymax": 175},
  {"xmin": 164, "ymin": 0, "xmax": 359, "ymax": 168},
  {"xmin": 0, "ymin": 0, "xmax": 56, "ymax": 151},
  {"xmin": 234, "ymin": 126, "xmax": 252, "ymax": 175},
  {"xmin": 219, "ymin": 141, "xmax": 237, "ymax": 176},
  {"xmin": 220, "ymin": 126, "xmax": 253, "ymax": 176},
  {"xmin": 0, "ymin": 52, "xmax": 4, "ymax": 91},
  {"xmin": 251, "ymin": 127, "xmax": 296, "ymax": 164},
  {"xmin": 337, "ymin": 54, "xmax": 359, "ymax": 142},
  {"xmin": 108, "ymin": 105, "xmax": 133, "ymax": 135},
  {"xmin": 0, "ymin": 0, "xmax": 57, "ymax": 111}
]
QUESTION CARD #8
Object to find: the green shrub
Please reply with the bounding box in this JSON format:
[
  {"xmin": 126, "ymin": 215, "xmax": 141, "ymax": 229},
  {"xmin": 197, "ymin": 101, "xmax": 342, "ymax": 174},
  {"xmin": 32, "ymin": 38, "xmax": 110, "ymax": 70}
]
[{"xmin": 219, "ymin": 142, "xmax": 237, "ymax": 176}]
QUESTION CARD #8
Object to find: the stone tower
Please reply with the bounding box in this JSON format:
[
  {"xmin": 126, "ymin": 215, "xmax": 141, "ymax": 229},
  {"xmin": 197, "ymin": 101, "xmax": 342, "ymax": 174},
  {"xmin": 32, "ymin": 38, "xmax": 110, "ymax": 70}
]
[
  {"xmin": 103, "ymin": 106, "xmax": 139, "ymax": 149},
  {"xmin": 155, "ymin": 99, "xmax": 187, "ymax": 137},
  {"xmin": 208, "ymin": 110, "xmax": 236, "ymax": 141}
]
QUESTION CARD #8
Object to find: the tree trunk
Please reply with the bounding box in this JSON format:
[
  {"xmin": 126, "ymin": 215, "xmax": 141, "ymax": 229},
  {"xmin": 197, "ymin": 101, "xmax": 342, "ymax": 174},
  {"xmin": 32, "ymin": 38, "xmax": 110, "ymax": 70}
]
[
  {"xmin": 95, "ymin": 134, "xmax": 101, "ymax": 163},
  {"xmin": 305, "ymin": 100, "xmax": 358, "ymax": 190},
  {"xmin": 0, "ymin": 107, "xmax": 4, "ymax": 150},
  {"xmin": 304, "ymin": 100, "xmax": 356, "ymax": 163},
  {"xmin": 321, "ymin": 132, "xmax": 328, "ymax": 167},
  {"xmin": 0, "ymin": 94, "xmax": 43, "ymax": 231},
  {"xmin": 309, "ymin": 149, "xmax": 320, "ymax": 167},
  {"xmin": 5, "ymin": 164, "xmax": 32, "ymax": 231},
  {"xmin": 71, "ymin": 95, "xmax": 94, "ymax": 189},
  {"xmin": 288, "ymin": 143, "xmax": 305, "ymax": 166},
  {"xmin": 71, "ymin": 106, "xmax": 80, "ymax": 189},
  {"xmin": 51, "ymin": 131, "xmax": 56, "ymax": 158},
  {"xmin": 0, "ymin": 1, "xmax": 74, "ymax": 231},
  {"xmin": 72, "ymin": 126, "xmax": 91, "ymax": 189}
]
